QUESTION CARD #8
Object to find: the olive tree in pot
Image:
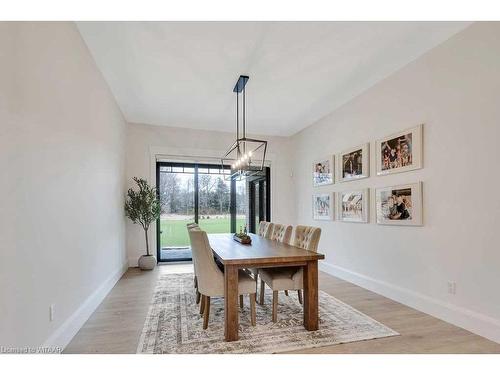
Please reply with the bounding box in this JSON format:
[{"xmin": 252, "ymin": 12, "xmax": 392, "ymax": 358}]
[{"xmin": 125, "ymin": 177, "xmax": 161, "ymax": 270}]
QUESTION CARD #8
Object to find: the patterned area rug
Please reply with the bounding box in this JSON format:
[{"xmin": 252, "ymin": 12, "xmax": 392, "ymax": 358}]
[{"xmin": 137, "ymin": 273, "xmax": 398, "ymax": 354}]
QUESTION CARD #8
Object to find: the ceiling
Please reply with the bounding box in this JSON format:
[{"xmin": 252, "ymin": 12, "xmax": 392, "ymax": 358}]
[{"xmin": 77, "ymin": 22, "xmax": 470, "ymax": 136}]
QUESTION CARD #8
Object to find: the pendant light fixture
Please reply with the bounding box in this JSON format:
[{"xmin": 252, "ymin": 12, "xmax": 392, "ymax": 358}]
[{"xmin": 221, "ymin": 75, "xmax": 267, "ymax": 180}]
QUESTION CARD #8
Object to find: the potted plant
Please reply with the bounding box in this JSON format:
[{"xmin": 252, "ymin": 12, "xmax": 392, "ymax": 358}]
[{"xmin": 125, "ymin": 177, "xmax": 161, "ymax": 270}]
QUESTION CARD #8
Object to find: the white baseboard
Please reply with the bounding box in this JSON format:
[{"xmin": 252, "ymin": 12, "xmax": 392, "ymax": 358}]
[
  {"xmin": 319, "ymin": 261, "xmax": 500, "ymax": 344},
  {"xmin": 128, "ymin": 257, "xmax": 138, "ymax": 267},
  {"xmin": 43, "ymin": 262, "xmax": 129, "ymax": 350}
]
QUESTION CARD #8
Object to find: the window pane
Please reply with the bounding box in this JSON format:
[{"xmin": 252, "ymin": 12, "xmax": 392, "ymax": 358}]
[
  {"xmin": 236, "ymin": 179, "xmax": 247, "ymax": 233},
  {"xmin": 198, "ymin": 171, "xmax": 231, "ymax": 234},
  {"xmin": 172, "ymin": 166, "xmax": 183, "ymax": 173},
  {"xmin": 159, "ymin": 172, "xmax": 195, "ymax": 256}
]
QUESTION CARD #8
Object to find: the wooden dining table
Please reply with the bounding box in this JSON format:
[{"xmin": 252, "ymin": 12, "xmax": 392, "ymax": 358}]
[{"xmin": 207, "ymin": 233, "xmax": 325, "ymax": 342}]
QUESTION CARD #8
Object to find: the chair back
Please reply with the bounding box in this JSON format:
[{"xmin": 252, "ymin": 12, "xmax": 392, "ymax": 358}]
[
  {"xmin": 270, "ymin": 224, "xmax": 293, "ymax": 244},
  {"xmin": 258, "ymin": 221, "xmax": 274, "ymax": 239},
  {"xmin": 187, "ymin": 222, "xmax": 199, "ymax": 229},
  {"xmin": 187, "ymin": 229, "xmax": 224, "ymax": 296},
  {"xmin": 293, "ymin": 225, "xmax": 321, "ymax": 251}
]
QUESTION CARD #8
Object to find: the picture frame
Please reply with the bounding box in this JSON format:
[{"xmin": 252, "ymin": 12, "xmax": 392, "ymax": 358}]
[
  {"xmin": 376, "ymin": 124, "xmax": 423, "ymax": 176},
  {"xmin": 375, "ymin": 182, "xmax": 423, "ymax": 226},
  {"xmin": 337, "ymin": 143, "xmax": 370, "ymax": 182},
  {"xmin": 313, "ymin": 156, "xmax": 334, "ymax": 186},
  {"xmin": 312, "ymin": 193, "xmax": 334, "ymax": 220},
  {"xmin": 337, "ymin": 189, "xmax": 369, "ymax": 223}
]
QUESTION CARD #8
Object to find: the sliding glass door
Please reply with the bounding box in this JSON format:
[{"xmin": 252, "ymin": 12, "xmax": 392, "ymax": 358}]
[
  {"xmin": 156, "ymin": 161, "xmax": 269, "ymax": 262},
  {"xmin": 156, "ymin": 162, "xmax": 263, "ymax": 262},
  {"xmin": 248, "ymin": 171, "xmax": 271, "ymax": 234}
]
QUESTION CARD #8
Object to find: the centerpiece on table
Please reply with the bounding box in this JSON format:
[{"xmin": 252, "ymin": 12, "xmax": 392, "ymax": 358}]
[{"xmin": 233, "ymin": 224, "xmax": 252, "ymax": 245}]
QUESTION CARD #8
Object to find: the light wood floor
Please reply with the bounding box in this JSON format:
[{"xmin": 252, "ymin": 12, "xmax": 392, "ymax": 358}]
[{"xmin": 64, "ymin": 264, "xmax": 500, "ymax": 354}]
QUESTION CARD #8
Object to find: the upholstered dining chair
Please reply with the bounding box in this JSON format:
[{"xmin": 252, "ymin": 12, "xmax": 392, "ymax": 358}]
[
  {"xmin": 248, "ymin": 221, "xmax": 276, "ymax": 288},
  {"xmin": 188, "ymin": 229, "xmax": 257, "ymax": 329},
  {"xmin": 270, "ymin": 224, "xmax": 293, "ymax": 244},
  {"xmin": 251, "ymin": 223, "xmax": 293, "ymax": 303},
  {"xmin": 187, "ymin": 223, "xmax": 201, "ymax": 304},
  {"xmin": 269, "ymin": 224, "xmax": 293, "ymax": 296},
  {"xmin": 258, "ymin": 225, "xmax": 322, "ymax": 322},
  {"xmin": 258, "ymin": 221, "xmax": 274, "ymax": 239}
]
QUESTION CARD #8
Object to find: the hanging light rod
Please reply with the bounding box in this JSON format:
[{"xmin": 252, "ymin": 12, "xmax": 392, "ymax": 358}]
[
  {"xmin": 233, "ymin": 75, "xmax": 249, "ymax": 93},
  {"xmin": 221, "ymin": 75, "xmax": 268, "ymax": 180}
]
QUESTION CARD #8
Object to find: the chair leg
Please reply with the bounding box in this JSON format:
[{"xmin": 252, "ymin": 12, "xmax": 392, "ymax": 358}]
[
  {"xmin": 239, "ymin": 294, "xmax": 244, "ymax": 308},
  {"xmin": 203, "ymin": 296, "xmax": 210, "ymax": 329},
  {"xmin": 200, "ymin": 295, "xmax": 205, "ymax": 315},
  {"xmin": 196, "ymin": 290, "xmax": 201, "ymax": 304},
  {"xmin": 259, "ymin": 280, "xmax": 265, "ymax": 305},
  {"xmin": 249, "ymin": 293, "xmax": 256, "ymax": 326},
  {"xmin": 297, "ymin": 290, "xmax": 303, "ymax": 305},
  {"xmin": 194, "ymin": 275, "xmax": 197, "ymax": 289},
  {"xmin": 284, "ymin": 290, "xmax": 289, "ymax": 296},
  {"xmin": 272, "ymin": 291, "xmax": 278, "ymax": 323}
]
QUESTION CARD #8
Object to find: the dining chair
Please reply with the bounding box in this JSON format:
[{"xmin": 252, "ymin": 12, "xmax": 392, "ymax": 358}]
[
  {"xmin": 258, "ymin": 225, "xmax": 322, "ymax": 322},
  {"xmin": 270, "ymin": 224, "xmax": 292, "ymax": 244},
  {"xmin": 248, "ymin": 221, "xmax": 275, "ymax": 283},
  {"xmin": 252, "ymin": 223, "xmax": 293, "ymax": 303},
  {"xmin": 258, "ymin": 221, "xmax": 274, "ymax": 239},
  {"xmin": 188, "ymin": 229, "xmax": 257, "ymax": 329},
  {"xmin": 269, "ymin": 224, "xmax": 293, "ymax": 296},
  {"xmin": 187, "ymin": 223, "xmax": 201, "ymax": 303}
]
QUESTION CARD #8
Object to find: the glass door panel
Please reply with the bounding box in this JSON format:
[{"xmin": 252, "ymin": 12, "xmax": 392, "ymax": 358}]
[
  {"xmin": 158, "ymin": 166, "xmax": 195, "ymax": 261},
  {"xmin": 235, "ymin": 179, "xmax": 247, "ymax": 234},
  {"xmin": 197, "ymin": 170, "xmax": 231, "ymax": 234}
]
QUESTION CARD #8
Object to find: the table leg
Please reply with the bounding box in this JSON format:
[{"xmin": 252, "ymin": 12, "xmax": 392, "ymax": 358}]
[
  {"xmin": 303, "ymin": 260, "xmax": 319, "ymax": 331},
  {"xmin": 224, "ymin": 264, "xmax": 239, "ymax": 341}
]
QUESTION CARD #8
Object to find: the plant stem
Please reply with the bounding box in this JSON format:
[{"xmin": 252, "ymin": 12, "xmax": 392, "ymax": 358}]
[{"xmin": 145, "ymin": 227, "xmax": 149, "ymax": 256}]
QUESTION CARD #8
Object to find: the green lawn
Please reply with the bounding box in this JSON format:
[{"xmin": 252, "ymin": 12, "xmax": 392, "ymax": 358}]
[{"xmin": 160, "ymin": 217, "xmax": 246, "ymax": 247}]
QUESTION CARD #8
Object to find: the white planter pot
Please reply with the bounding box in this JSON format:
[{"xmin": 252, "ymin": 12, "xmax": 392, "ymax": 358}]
[{"xmin": 138, "ymin": 255, "xmax": 156, "ymax": 270}]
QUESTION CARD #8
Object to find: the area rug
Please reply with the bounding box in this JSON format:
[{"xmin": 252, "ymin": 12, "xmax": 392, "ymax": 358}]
[{"xmin": 137, "ymin": 273, "xmax": 398, "ymax": 354}]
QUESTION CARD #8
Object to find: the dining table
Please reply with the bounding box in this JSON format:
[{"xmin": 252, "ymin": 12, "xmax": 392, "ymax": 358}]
[{"xmin": 207, "ymin": 232, "xmax": 325, "ymax": 342}]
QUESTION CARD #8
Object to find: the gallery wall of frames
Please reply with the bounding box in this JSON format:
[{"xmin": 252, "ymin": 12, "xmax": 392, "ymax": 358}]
[{"xmin": 312, "ymin": 124, "xmax": 423, "ymax": 226}]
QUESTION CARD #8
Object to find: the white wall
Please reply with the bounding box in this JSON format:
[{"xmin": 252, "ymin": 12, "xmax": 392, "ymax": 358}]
[
  {"xmin": 291, "ymin": 22, "xmax": 500, "ymax": 343},
  {"xmin": 125, "ymin": 122, "xmax": 294, "ymax": 266},
  {"xmin": 0, "ymin": 22, "xmax": 128, "ymax": 348}
]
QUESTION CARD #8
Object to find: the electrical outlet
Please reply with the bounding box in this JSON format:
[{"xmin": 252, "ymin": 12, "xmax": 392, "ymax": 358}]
[
  {"xmin": 49, "ymin": 304, "xmax": 55, "ymax": 322},
  {"xmin": 447, "ymin": 282, "xmax": 457, "ymax": 295}
]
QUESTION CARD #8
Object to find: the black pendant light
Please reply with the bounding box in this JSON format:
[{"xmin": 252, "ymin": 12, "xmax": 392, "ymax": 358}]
[{"xmin": 221, "ymin": 75, "xmax": 267, "ymax": 180}]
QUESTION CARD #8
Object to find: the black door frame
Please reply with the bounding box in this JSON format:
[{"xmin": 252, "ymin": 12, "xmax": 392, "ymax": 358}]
[{"xmin": 248, "ymin": 167, "xmax": 271, "ymax": 233}]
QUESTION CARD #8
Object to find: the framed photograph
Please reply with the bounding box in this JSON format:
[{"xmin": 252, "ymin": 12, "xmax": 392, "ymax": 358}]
[
  {"xmin": 376, "ymin": 124, "xmax": 423, "ymax": 176},
  {"xmin": 376, "ymin": 182, "xmax": 423, "ymax": 226},
  {"xmin": 337, "ymin": 143, "xmax": 370, "ymax": 182},
  {"xmin": 337, "ymin": 189, "xmax": 369, "ymax": 223},
  {"xmin": 313, "ymin": 193, "xmax": 334, "ymax": 220},
  {"xmin": 313, "ymin": 156, "xmax": 334, "ymax": 186}
]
